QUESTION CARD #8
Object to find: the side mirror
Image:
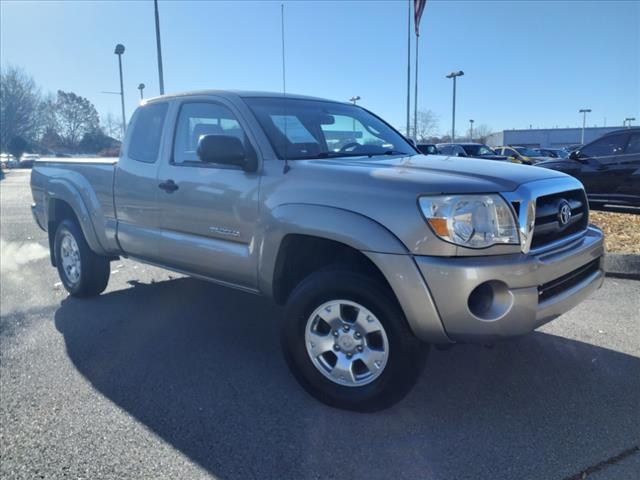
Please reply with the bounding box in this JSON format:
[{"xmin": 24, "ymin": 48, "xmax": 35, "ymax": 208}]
[
  {"xmin": 197, "ymin": 134, "xmax": 257, "ymax": 172},
  {"xmin": 569, "ymin": 150, "xmax": 582, "ymax": 161}
]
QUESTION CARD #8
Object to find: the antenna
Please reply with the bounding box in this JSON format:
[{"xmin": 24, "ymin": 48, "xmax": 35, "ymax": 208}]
[
  {"xmin": 281, "ymin": 3, "xmax": 286, "ymax": 95},
  {"xmin": 281, "ymin": 3, "xmax": 290, "ymax": 173}
]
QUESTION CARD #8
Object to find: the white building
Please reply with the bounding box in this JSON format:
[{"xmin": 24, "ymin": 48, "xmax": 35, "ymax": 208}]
[{"xmin": 485, "ymin": 126, "xmax": 628, "ymax": 148}]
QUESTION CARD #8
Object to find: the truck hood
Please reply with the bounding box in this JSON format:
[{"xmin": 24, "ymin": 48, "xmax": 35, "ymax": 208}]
[{"xmin": 308, "ymin": 154, "xmax": 567, "ymax": 193}]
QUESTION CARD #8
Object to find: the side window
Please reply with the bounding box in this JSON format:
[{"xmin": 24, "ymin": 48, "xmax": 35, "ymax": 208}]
[
  {"xmin": 439, "ymin": 145, "xmax": 452, "ymax": 155},
  {"xmin": 625, "ymin": 133, "xmax": 640, "ymax": 154},
  {"xmin": 580, "ymin": 133, "xmax": 628, "ymax": 159},
  {"xmin": 173, "ymin": 102, "xmax": 248, "ymax": 164},
  {"xmin": 128, "ymin": 103, "xmax": 168, "ymax": 163}
]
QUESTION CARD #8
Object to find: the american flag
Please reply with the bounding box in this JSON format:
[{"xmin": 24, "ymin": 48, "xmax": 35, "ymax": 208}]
[{"xmin": 414, "ymin": 0, "xmax": 427, "ymax": 36}]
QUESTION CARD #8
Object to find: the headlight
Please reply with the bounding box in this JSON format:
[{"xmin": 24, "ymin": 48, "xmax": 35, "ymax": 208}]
[{"xmin": 419, "ymin": 194, "xmax": 519, "ymax": 248}]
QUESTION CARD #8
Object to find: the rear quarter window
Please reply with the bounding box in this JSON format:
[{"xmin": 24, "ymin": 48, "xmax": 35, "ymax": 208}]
[{"xmin": 128, "ymin": 103, "xmax": 169, "ymax": 163}]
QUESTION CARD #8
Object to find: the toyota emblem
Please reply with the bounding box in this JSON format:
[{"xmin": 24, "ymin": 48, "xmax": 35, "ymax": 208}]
[{"xmin": 558, "ymin": 200, "xmax": 572, "ymax": 226}]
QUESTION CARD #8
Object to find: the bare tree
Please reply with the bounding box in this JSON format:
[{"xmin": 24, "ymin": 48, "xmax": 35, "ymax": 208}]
[
  {"xmin": 415, "ymin": 109, "xmax": 439, "ymax": 143},
  {"xmin": 54, "ymin": 90, "xmax": 100, "ymax": 149},
  {"xmin": 0, "ymin": 66, "xmax": 41, "ymax": 151},
  {"xmin": 101, "ymin": 113, "xmax": 123, "ymax": 141},
  {"xmin": 473, "ymin": 124, "xmax": 494, "ymax": 144}
]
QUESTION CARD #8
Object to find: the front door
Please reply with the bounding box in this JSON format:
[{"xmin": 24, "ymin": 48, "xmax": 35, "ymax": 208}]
[{"xmin": 154, "ymin": 98, "xmax": 261, "ymax": 291}]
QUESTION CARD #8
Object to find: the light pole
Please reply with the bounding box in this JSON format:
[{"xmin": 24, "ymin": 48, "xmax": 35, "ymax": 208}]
[
  {"xmin": 446, "ymin": 71, "xmax": 464, "ymax": 141},
  {"xmin": 624, "ymin": 117, "xmax": 636, "ymax": 127},
  {"xmin": 579, "ymin": 108, "xmax": 591, "ymax": 144},
  {"xmin": 114, "ymin": 44, "xmax": 126, "ymax": 137},
  {"xmin": 469, "ymin": 119, "xmax": 474, "ymax": 141},
  {"xmin": 154, "ymin": 0, "xmax": 165, "ymax": 95},
  {"xmin": 138, "ymin": 83, "xmax": 146, "ymax": 100}
]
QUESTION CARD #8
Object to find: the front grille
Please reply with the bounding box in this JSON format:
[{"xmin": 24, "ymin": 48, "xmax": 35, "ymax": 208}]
[
  {"xmin": 530, "ymin": 189, "xmax": 588, "ymax": 250},
  {"xmin": 538, "ymin": 259, "xmax": 600, "ymax": 302}
]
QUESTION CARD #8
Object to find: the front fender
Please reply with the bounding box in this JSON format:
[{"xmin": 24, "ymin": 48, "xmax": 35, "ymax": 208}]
[
  {"xmin": 257, "ymin": 203, "xmax": 407, "ymax": 298},
  {"xmin": 257, "ymin": 204, "xmax": 450, "ymax": 343}
]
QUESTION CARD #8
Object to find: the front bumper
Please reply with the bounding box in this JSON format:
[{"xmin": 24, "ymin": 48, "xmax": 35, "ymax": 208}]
[{"xmin": 414, "ymin": 226, "xmax": 605, "ymax": 343}]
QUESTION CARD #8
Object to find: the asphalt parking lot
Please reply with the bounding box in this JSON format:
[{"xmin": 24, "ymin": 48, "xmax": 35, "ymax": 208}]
[{"xmin": 1, "ymin": 169, "xmax": 639, "ymax": 480}]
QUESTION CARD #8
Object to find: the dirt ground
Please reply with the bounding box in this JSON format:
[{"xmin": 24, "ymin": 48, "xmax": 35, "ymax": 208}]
[{"xmin": 590, "ymin": 211, "xmax": 640, "ymax": 254}]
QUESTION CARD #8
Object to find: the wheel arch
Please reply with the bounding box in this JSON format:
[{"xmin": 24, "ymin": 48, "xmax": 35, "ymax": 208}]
[
  {"xmin": 259, "ymin": 204, "xmax": 408, "ymax": 304},
  {"xmin": 45, "ymin": 179, "xmax": 106, "ymax": 265}
]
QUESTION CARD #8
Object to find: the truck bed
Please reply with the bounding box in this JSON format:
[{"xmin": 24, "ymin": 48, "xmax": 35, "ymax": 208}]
[
  {"xmin": 30, "ymin": 157, "xmax": 120, "ymax": 255},
  {"xmin": 36, "ymin": 156, "xmax": 119, "ymax": 165}
]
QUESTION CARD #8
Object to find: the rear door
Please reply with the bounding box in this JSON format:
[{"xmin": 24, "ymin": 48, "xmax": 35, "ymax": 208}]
[
  {"xmin": 114, "ymin": 102, "xmax": 169, "ymax": 261},
  {"xmin": 615, "ymin": 131, "xmax": 640, "ymax": 205},
  {"xmin": 154, "ymin": 97, "xmax": 261, "ymax": 290},
  {"xmin": 574, "ymin": 132, "xmax": 629, "ymax": 198}
]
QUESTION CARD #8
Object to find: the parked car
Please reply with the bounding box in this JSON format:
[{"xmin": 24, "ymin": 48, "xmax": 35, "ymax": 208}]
[
  {"xmin": 537, "ymin": 128, "xmax": 640, "ymax": 211},
  {"xmin": 31, "ymin": 90, "xmax": 604, "ymax": 411},
  {"xmin": 18, "ymin": 153, "xmax": 40, "ymax": 168},
  {"xmin": 535, "ymin": 148, "xmax": 569, "ymax": 159},
  {"xmin": 1, "ymin": 153, "xmax": 17, "ymax": 168},
  {"xmin": 416, "ymin": 143, "xmax": 438, "ymax": 155},
  {"xmin": 494, "ymin": 146, "xmax": 554, "ymax": 164},
  {"xmin": 436, "ymin": 143, "xmax": 509, "ymax": 161}
]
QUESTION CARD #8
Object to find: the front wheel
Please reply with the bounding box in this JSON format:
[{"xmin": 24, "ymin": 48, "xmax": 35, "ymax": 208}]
[
  {"xmin": 54, "ymin": 219, "xmax": 110, "ymax": 297},
  {"xmin": 281, "ymin": 267, "xmax": 428, "ymax": 412}
]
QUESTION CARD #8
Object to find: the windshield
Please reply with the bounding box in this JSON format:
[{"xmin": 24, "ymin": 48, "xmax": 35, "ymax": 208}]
[
  {"xmin": 245, "ymin": 97, "xmax": 416, "ymax": 160},
  {"xmin": 462, "ymin": 145, "xmax": 496, "ymax": 156},
  {"xmin": 515, "ymin": 147, "xmax": 542, "ymax": 157}
]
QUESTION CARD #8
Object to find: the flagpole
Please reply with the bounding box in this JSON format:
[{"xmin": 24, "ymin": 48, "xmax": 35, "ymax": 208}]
[
  {"xmin": 406, "ymin": 0, "xmax": 411, "ymax": 138},
  {"xmin": 413, "ymin": 34, "xmax": 419, "ymax": 141}
]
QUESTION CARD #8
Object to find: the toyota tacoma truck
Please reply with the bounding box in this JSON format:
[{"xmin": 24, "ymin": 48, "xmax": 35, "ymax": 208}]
[{"xmin": 31, "ymin": 91, "xmax": 605, "ymax": 411}]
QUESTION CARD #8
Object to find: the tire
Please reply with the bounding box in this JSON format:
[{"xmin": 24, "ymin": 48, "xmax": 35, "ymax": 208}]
[
  {"xmin": 281, "ymin": 266, "xmax": 429, "ymax": 412},
  {"xmin": 54, "ymin": 219, "xmax": 110, "ymax": 297}
]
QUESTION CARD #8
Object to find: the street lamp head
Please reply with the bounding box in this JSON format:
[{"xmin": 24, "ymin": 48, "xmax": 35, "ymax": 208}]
[
  {"xmin": 446, "ymin": 70, "xmax": 464, "ymax": 79},
  {"xmin": 138, "ymin": 83, "xmax": 145, "ymax": 90},
  {"xmin": 579, "ymin": 108, "xmax": 591, "ymax": 113},
  {"xmin": 349, "ymin": 95, "xmax": 361, "ymax": 103},
  {"xmin": 114, "ymin": 44, "xmax": 125, "ymax": 55},
  {"xmin": 470, "ymin": 119, "xmax": 474, "ymax": 123},
  {"xmin": 625, "ymin": 117, "xmax": 636, "ymax": 121}
]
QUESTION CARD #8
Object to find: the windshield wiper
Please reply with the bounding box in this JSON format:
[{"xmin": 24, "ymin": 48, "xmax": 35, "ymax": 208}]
[
  {"xmin": 315, "ymin": 151, "xmax": 370, "ymax": 158},
  {"xmin": 366, "ymin": 150, "xmax": 409, "ymax": 157},
  {"xmin": 306, "ymin": 150, "xmax": 409, "ymax": 159}
]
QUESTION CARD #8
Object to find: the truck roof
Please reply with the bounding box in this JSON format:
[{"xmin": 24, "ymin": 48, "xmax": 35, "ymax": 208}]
[{"xmin": 144, "ymin": 90, "xmax": 341, "ymax": 105}]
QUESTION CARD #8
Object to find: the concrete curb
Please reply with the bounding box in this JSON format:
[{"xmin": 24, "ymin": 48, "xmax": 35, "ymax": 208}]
[{"xmin": 605, "ymin": 253, "xmax": 640, "ymax": 280}]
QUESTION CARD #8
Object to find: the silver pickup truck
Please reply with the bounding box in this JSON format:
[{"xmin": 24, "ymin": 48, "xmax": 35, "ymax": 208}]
[{"xmin": 31, "ymin": 91, "xmax": 605, "ymax": 411}]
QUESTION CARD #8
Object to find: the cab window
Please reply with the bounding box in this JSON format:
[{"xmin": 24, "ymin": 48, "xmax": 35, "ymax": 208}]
[
  {"xmin": 173, "ymin": 102, "xmax": 249, "ymax": 164},
  {"xmin": 128, "ymin": 103, "xmax": 169, "ymax": 163}
]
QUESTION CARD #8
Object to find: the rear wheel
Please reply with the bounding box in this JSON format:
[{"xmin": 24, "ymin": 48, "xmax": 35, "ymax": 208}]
[
  {"xmin": 281, "ymin": 267, "xmax": 428, "ymax": 412},
  {"xmin": 54, "ymin": 219, "xmax": 110, "ymax": 297}
]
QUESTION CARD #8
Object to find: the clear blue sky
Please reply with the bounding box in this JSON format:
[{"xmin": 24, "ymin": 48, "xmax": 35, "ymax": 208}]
[{"xmin": 1, "ymin": 0, "xmax": 638, "ymax": 134}]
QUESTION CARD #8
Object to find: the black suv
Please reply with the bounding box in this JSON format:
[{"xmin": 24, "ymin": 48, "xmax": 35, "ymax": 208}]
[{"xmin": 537, "ymin": 128, "xmax": 640, "ymax": 212}]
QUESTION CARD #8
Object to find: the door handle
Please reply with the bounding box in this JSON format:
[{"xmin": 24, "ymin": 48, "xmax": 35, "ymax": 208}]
[{"xmin": 158, "ymin": 179, "xmax": 179, "ymax": 193}]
